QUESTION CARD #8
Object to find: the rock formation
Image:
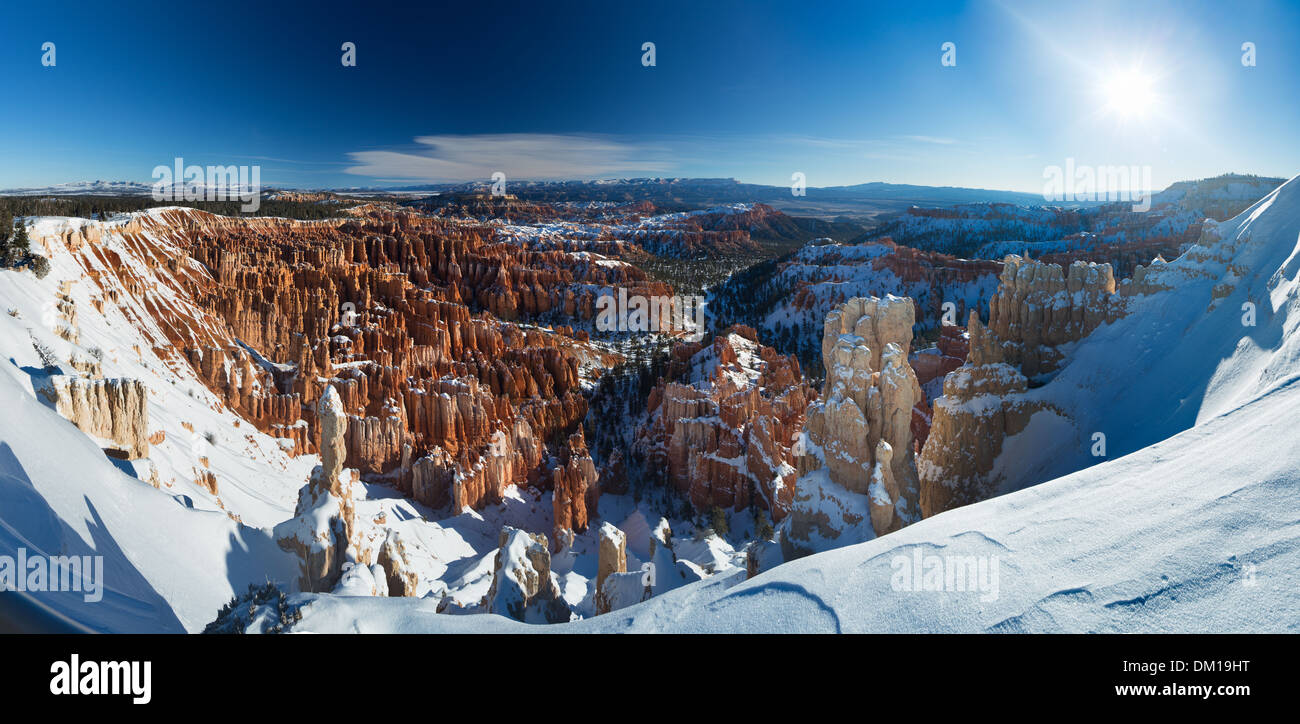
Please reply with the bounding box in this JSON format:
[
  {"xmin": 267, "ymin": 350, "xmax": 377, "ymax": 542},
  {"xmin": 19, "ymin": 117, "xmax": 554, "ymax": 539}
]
[
  {"xmin": 273, "ymin": 386, "xmax": 359, "ymax": 592},
  {"xmin": 984, "ymin": 256, "xmax": 1124, "ymax": 377},
  {"xmin": 38, "ymin": 207, "xmax": 652, "ymax": 517},
  {"xmin": 596, "ymin": 522, "xmax": 627, "ymax": 595},
  {"xmin": 376, "ymin": 531, "xmax": 419, "ymax": 597},
  {"xmin": 551, "ymin": 430, "xmax": 599, "ymax": 542},
  {"xmin": 637, "ymin": 326, "xmax": 813, "ymax": 520},
  {"xmin": 594, "ymin": 522, "xmax": 652, "ymax": 614},
  {"xmin": 913, "ymin": 256, "xmax": 1125, "ymax": 517},
  {"xmin": 793, "ymin": 296, "xmax": 924, "ymax": 539},
  {"xmin": 484, "ymin": 526, "xmax": 569, "ymax": 623},
  {"xmin": 39, "ymin": 376, "xmax": 150, "ymax": 459},
  {"xmin": 917, "ymin": 264, "xmax": 1101, "ymax": 519}
]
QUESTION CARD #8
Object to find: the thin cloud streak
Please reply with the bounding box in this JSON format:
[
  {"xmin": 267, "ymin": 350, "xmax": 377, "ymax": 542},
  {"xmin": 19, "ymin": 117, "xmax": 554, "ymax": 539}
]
[{"xmin": 345, "ymin": 134, "xmax": 676, "ymax": 182}]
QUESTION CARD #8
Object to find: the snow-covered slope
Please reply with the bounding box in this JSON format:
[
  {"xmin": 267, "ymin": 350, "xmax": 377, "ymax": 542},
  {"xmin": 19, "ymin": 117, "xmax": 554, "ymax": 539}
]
[
  {"xmin": 0, "ymin": 212, "xmax": 315, "ymax": 631},
  {"xmin": 998, "ymin": 174, "xmax": 1300, "ymax": 478},
  {"xmin": 0, "ymin": 365, "xmax": 300, "ymax": 633}
]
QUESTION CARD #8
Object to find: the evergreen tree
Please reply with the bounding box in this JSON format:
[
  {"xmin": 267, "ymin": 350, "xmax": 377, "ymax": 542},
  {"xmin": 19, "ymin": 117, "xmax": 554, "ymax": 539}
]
[
  {"xmin": 0, "ymin": 209, "xmax": 11, "ymax": 264},
  {"xmin": 11, "ymin": 222, "xmax": 30, "ymax": 260},
  {"xmin": 0, "ymin": 213, "xmax": 15, "ymax": 267}
]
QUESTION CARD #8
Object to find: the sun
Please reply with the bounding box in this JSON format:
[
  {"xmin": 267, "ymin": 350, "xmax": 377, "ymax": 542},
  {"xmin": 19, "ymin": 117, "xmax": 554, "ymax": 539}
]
[{"xmin": 1101, "ymin": 68, "xmax": 1158, "ymax": 119}]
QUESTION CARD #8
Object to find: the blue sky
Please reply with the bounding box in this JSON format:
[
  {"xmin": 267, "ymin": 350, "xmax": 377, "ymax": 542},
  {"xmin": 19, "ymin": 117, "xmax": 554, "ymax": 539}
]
[{"xmin": 1, "ymin": 0, "xmax": 1296, "ymax": 192}]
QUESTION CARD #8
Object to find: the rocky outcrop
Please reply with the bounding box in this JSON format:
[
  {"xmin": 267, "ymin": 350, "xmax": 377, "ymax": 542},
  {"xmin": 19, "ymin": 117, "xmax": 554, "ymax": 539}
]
[
  {"xmin": 984, "ymin": 256, "xmax": 1124, "ymax": 377},
  {"xmin": 637, "ymin": 326, "xmax": 812, "ymax": 520},
  {"xmin": 795, "ymin": 296, "xmax": 924, "ymax": 537},
  {"xmin": 484, "ymin": 527, "xmax": 569, "ymax": 623},
  {"xmin": 594, "ymin": 522, "xmax": 653, "ymax": 614},
  {"xmin": 912, "ymin": 257, "xmax": 1125, "ymax": 517},
  {"xmin": 376, "ymin": 531, "xmax": 419, "ymax": 597},
  {"xmin": 273, "ymin": 386, "xmax": 359, "ymax": 593},
  {"xmin": 551, "ymin": 430, "xmax": 599, "ymax": 542},
  {"xmin": 40, "ymin": 376, "xmax": 150, "ymax": 459},
  {"xmin": 916, "ymin": 310, "xmax": 1069, "ymax": 517},
  {"xmin": 596, "ymin": 522, "xmax": 627, "ymax": 595},
  {"xmin": 782, "ymin": 296, "xmax": 929, "ymax": 558}
]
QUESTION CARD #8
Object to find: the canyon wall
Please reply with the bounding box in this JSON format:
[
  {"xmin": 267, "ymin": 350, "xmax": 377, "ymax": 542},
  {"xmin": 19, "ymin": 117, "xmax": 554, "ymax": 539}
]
[{"xmin": 53, "ymin": 208, "xmax": 676, "ymax": 516}]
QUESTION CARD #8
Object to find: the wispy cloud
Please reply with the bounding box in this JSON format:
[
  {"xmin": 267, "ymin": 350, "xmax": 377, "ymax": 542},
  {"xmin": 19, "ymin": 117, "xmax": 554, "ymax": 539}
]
[{"xmin": 345, "ymin": 134, "xmax": 676, "ymax": 182}]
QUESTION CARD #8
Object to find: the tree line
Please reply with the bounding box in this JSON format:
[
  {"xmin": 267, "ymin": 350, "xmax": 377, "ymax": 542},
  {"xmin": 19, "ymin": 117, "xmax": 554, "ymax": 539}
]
[{"xmin": 0, "ymin": 195, "xmax": 358, "ymax": 222}]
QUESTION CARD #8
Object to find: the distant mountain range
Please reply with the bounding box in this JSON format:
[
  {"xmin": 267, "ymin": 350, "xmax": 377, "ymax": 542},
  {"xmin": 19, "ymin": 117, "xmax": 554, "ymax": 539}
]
[
  {"xmin": 2, "ymin": 175, "xmax": 1282, "ymax": 223},
  {"xmin": 0, "ymin": 180, "xmax": 257, "ymax": 197}
]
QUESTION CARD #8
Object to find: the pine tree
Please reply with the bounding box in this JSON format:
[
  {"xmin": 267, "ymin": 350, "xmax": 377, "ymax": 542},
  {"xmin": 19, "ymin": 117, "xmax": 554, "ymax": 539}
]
[
  {"xmin": 0, "ymin": 212, "xmax": 13, "ymax": 267},
  {"xmin": 12, "ymin": 222, "xmax": 29, "ymax": 257},
  {"xmin": 0, "ymin": 209, "xmax": 11, "ymax": 256},
  {"xmin": 6, "ymin": 222, "xmax": 30, "ymax": 266}
]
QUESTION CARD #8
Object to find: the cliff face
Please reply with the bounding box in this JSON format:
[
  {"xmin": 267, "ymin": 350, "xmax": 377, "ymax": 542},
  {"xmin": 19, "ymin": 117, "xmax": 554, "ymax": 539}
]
[{"xmin": 637, "ymin": 325, "xmax": 813, "ymax": 520}]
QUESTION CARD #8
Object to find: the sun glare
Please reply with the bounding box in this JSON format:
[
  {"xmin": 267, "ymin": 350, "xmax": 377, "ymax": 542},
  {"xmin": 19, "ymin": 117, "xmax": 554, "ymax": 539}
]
[{"xmin": 1102, "ymin": 68, "xmax": 1158, "ymax": 119}]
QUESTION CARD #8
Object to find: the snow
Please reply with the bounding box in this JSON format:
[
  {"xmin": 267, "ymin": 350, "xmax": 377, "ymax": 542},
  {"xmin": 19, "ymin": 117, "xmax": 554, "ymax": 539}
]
[
  {"xmin": 0, "ymin": 364, "xmax": 300, "ymax": 632},
  {"xmin": 3, "ymin": 173, "xmax": 1299, "ymax": 633}
]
